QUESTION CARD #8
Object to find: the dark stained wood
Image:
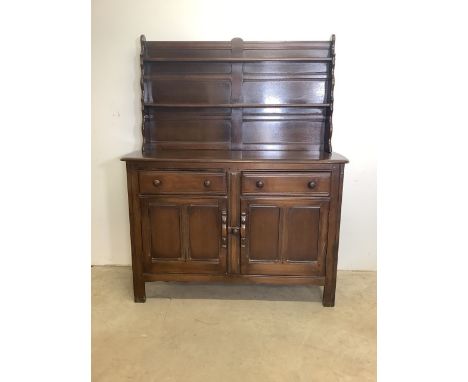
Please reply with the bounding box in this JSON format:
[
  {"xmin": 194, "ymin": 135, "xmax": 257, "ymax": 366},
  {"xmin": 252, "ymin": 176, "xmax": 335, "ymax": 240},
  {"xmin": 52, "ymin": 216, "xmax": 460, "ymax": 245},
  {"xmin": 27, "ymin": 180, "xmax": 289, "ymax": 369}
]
[
  {"xmin": 187, "ymin": 204, "xmax": 220, "ymax": 260},
  {"xmin": 144, "ymin": 62, "xmax": 232, "ymax": 75},
  {"xmin": 142, "ymin": 273, "xmax": 326, "ymax": 285},
  {"xmin": 240, "ymin": 197, "xmax": 328, "ymax": 276},
  {"xmin": 143, "ymin": 57, "xmax": 333, "ymax": 62},
  {"xmin": 140, "ymin": 35, "xmax": 147, "ymax": 153},
  {"xmin": 228, "ymin": 172, "xmax": 241, "ymax": 274},
  {"xmin": 148, "ymin": 109, "xmax": 231, "ymax": 145},
  {"xmin": 323, "ymin": 163, "xmax": 344, "ymax": 307},
  {"xmin": 123, "ymin": 36, "xmax": 347, "ymax": 307},
  {"xmin": 324, "ymin": 34, "xmax": 336, "ymax": 153},
  {"xmin": 242, "ymin": 80, "xmax": 328, "ymax": 104},
  {"xmin": 142, "ymin": 39, "xmax": 333, "ymax": 62},
  {"xmin": 286, "ymin": 207, "xmax": 321, "ymax": 261},
  {"xmin": 138, "ymin": 170, "xmax": 227, "ymax": 195},
  {"xmin": 121, "ymin": 149, "xmax": 348, "ymax": 163},
  {"xmin": 241, "ymin": 171, "xmax": 331, "ymax": 195},
  {"xmin": 248, "ymin": 205, "xmax": 281, "ymax": 262},
  {"xmin": 143, "ymin": 103, "xmax": 330, "ymax": 108},
  {"xmin": 145, "ymin": 202, "xmax": 182, "ymax": 260},
  {"xmin": 140, "ymin": 37, "xmax": 335, "ymax": 151},
  {"xmin": 145, "ymin": 78, "xmax": 232, "ymax": 104},
  {"xmin": 126, "ymin": 162, "xmax": 146, "ymax": 302},
  {"xmin": 140, "ymin": 196, "xmax": 227, "ymax": 275}
]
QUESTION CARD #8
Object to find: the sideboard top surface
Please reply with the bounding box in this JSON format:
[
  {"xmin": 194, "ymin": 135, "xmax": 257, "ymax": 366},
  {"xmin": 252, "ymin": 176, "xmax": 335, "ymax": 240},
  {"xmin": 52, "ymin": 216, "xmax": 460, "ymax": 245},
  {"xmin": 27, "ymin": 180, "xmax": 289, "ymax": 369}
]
[{"xmin": 121, "ymin": 149, "xmax": 348, "ymax": 163}]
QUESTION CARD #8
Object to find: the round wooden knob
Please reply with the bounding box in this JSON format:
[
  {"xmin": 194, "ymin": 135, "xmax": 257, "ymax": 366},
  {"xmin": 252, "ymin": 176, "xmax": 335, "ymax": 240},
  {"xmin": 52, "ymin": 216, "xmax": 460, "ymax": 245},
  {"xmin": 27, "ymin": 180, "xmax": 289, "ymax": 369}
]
[
  {"xmin": 308, "ymin": 181, "xmax": 316, "ymax": 189},
  {"xmin": 231, "ymin": 227, "xmax": 239, "ymax": 234},
  {"xmin": 153, "ymin": 179, "xmax": 161, "ymax": 187},
  {"xmin": 256, "ymin": 180, "xmax": 264, "ymax": 188},
  {"xmin": 204, "ymin": 179, "xmax": 211, "ymax": 187}
]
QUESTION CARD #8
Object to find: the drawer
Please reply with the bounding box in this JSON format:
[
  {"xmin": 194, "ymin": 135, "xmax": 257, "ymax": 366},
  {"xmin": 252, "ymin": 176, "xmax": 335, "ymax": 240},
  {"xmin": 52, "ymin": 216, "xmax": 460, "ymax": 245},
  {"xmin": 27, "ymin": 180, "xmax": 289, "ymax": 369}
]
[
  {"xmin": 139, "ymin": 171, "xmax": 227, "ymax": 194},
  {"xmin": 241, "ymin": 172, "xmax": 331, "ymax": 195}
]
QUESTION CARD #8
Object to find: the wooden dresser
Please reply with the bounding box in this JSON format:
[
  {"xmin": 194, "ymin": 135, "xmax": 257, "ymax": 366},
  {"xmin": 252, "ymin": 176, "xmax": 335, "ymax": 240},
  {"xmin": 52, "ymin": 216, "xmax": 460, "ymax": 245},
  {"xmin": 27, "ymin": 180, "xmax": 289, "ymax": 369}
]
[{"xmin": 121, "ymin": 35, "xmax": 348, "ymax": 306}]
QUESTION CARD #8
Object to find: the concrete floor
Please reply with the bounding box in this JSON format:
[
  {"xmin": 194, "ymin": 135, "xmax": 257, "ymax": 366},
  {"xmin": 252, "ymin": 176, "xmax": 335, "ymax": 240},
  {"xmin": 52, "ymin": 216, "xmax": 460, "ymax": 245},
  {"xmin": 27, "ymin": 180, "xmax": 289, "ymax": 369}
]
[{"xmin": 92, "ymin": 266, "xmax": 376, "ymax": 382}]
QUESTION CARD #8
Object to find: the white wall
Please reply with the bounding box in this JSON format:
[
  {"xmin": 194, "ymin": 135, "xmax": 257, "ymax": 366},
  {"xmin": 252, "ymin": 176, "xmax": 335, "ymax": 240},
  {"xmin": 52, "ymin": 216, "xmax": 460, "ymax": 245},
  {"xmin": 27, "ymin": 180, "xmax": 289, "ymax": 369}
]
[{"xmin": 92, "ymin": 0, "xmax": 376, "ymax": 270}]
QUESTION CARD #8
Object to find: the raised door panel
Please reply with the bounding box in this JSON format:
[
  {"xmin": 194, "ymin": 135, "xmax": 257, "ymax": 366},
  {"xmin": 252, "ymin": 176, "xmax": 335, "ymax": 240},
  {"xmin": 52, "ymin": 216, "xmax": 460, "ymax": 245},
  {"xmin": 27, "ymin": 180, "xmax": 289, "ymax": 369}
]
[
  {"xmin": 240, "ymin": 198, "xmax": 329, "ymax": 276},
  {"xmin": 284, "ymin": 206, "xmax": 320, "ymax": 262},
  {"xmin": 187, "ymin": 204, "xmax": 220, "ymax": 260},
  {"xmin": 140, "ymin": 197, "xmax": 227, "ymax": 274},
  {"xmin": 248, "ymin": 205, "xmax": 281, "ymax": 262},
  {"xmin": 148, "ymin": 204, "xmax": 183, "ymax": 260}
]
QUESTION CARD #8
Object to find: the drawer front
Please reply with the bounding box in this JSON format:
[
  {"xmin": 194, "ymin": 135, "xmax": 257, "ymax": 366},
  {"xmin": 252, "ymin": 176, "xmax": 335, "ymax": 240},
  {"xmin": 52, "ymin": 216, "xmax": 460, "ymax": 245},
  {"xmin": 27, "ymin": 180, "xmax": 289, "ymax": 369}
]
[
  {"xmin": 241, "ymin": 172, "xmax": 331, "ymax": 195},
  {"xmin": 139, "ymin": 171, "xmax": 227, "ymax": 194}
]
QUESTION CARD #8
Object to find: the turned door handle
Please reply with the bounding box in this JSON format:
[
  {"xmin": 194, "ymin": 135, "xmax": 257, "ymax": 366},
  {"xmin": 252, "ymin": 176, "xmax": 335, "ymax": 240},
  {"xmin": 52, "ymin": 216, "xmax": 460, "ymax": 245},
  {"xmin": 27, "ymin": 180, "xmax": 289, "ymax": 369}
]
[
  {"xmin": 240, "ymin": 212, "xmax": 247, "ymax": 248},
  {"xmin": 308, "ymin": 181, "xmax": 316, "ymax": 189},
  {"xmin": 153, "ymin": 179, "xmax": 161, "ymax": 187},
  {"xmin": 204, "ymin": 179, "xmax": 211, "ymax": 187},
  {"xmin": 221, "ymin": 210, "xmax": 227, "ymax": 248},
  {"xmin": 256, "ymin": 180, "xmax": 264, "ymax": 188}
]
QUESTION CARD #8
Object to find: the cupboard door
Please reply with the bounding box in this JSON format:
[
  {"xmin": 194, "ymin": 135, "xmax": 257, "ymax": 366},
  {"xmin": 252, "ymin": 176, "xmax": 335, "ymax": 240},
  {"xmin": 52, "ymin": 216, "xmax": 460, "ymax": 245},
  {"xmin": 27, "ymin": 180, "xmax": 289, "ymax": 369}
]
[
  {"xmin": 240, "ymin": 198, "xmax": 329, "ymax": 276},
  {"xmin": 141, "ymin": 197, "xmax": 227, "ymax": 274}
]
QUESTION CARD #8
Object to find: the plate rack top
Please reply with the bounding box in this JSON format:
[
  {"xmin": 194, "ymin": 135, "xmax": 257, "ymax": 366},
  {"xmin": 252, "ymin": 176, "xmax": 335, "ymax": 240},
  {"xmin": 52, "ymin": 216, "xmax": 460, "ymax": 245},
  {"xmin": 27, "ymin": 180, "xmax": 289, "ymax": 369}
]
[{"xmin": 140, "ymin": 35, "xmax": 336, "ymax": 152}]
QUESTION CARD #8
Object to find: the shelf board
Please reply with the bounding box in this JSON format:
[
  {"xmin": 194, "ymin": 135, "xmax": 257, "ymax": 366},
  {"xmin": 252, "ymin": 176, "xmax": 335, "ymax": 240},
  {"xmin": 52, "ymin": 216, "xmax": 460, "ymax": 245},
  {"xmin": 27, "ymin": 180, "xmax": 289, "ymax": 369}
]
[
  {"xmin": 143, "ymin": 74, "xmax": 329, "ymax": 81},
  {"xmin": 143, "ymin": 57, "xmax": 333, "ymax": 63},
  {"xmin": 144, "ymin": 103, "xmax": 331, "ymax": 108}
]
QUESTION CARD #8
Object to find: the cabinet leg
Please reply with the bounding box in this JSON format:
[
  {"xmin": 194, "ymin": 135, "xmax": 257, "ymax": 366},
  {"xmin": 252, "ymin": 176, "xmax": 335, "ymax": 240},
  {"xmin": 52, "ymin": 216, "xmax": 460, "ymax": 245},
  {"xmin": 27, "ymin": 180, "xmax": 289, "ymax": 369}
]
[
  {"xmin": 133, "ymin": 278, "xmax": 146, "ymax": 303},
  {"xmin": 322, "ymin": 281, "xmax": 336, "ymax": 307}
]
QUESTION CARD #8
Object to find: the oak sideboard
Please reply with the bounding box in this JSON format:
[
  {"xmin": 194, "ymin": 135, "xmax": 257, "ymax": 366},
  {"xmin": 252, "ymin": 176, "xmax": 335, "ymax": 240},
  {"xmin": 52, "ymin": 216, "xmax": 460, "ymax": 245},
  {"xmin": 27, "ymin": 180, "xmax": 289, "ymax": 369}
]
[{"xmin": 122, "ymin": 35, "xmax": 348, "ymax": 306}]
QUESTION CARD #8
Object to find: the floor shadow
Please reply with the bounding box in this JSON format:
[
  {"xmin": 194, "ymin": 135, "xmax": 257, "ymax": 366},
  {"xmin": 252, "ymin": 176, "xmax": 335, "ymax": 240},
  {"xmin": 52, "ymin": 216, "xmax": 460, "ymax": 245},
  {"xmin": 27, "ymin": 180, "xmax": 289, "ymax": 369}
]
[{"xmin": 145, "ymin": 281, "xmax": 323, "ymax": 303}]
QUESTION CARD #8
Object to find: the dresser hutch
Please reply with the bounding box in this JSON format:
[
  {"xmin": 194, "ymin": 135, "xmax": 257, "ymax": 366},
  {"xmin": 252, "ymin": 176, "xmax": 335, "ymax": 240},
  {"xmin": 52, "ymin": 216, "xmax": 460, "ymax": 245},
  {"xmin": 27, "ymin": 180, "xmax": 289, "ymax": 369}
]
[{"xmin": 121, "ymin": 35, "xmax": 348, "ymax": 306}]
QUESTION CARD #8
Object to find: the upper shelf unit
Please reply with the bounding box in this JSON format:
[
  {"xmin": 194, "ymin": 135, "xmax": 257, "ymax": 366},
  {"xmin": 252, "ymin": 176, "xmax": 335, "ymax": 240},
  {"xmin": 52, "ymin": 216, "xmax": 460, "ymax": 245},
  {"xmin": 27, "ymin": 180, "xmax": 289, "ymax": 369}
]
[{"xmin": 139, "ymin": 36, "xmax": 336, "ymax": 153}]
